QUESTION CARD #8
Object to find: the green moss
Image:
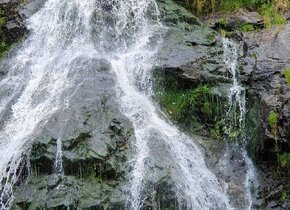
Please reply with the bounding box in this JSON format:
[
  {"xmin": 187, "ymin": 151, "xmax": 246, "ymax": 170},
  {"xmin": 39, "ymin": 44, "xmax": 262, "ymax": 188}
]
[
  {"xmin": 284, "ymin": 69, "xmax": 290, "ymax": 87},
  {"xmin": 278, "ymin": 152, "xmax": 290, "ymax": 177},
  {"xmin": 281, "ymin": 191, "xmax": 290, "ymax": 201},
  {"xmin": 182, "ymin": 0, "xmax": 288, "ymax": 29},
  {"xmin": 240, "ymin": 23, "xmax": 256, "ymax": 32},
  {"xmin": 279, "ymin": 153, "xmax": 290, "ymax": 168},
  {"xmin": 268, "ymin": 110, "xmax": 278, "ymax": 129},
  {"xmin": 219, "ymin": 17, "xmax": 228, "ymax": 26},
  {"xmin": 158, "ymin": 85, "xmax": 210, "ymax": 121},
  {"xmin": 0, "ymin": 9, "xmax": 6, "ymax": 26},
  {"xmin": 0, "ymin": 8, "xmax": 13, "ymax": 58},
  {"xmin": 0, "ymin": 42, "xmax": 12, "ymax": 58}
]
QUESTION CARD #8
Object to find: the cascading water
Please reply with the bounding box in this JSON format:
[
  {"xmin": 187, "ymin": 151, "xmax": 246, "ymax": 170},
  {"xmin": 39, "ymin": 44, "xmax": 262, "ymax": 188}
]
[
  {"xmin": 0, "ymin": 0, "xmax": 97, "ymax": 208},
  {"xmin": 0, "ymin": 0, "xmax": 262, "ymax": 209},
  {"xmin": 221, "ymin": 38, "xmax": 258, "ymax": 209},
  {"xmin": 107, "ymin": 2, "xmax": 231, "ymax": 210}
]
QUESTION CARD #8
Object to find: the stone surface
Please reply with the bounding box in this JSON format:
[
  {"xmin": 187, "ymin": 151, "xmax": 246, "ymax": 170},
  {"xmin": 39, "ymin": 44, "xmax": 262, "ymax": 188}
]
[
  {"xmin": 242, "ymin": 23, "xmax": 290, "ymax": 158},
  {"xmin": 2, "ymin": 0, "xmax": 289, "ymax": 208},
  {"xmin": 12, "ymin": 57, "xmax": 135, "ymax": 209},
  {"xmin": 204, "ymin": 8, "xmax": 264, "ymax": 31}
]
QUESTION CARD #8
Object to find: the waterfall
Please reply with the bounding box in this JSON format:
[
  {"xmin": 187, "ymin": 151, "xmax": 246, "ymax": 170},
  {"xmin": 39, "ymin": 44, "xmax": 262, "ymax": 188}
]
[
  {"xmin": 221, "ymin": 38, "xmax": 258, "ymax": 209},
  {"xmin": 107, "ymin": 1, "xmax": 231, "ymax": 209},
  {"xmin": 0, "ymin": 0, "xmax": 97, "ymax": 208},
  {"xmin": 0, "ymin": 0, "xmax": 248, "ymax": 209}
]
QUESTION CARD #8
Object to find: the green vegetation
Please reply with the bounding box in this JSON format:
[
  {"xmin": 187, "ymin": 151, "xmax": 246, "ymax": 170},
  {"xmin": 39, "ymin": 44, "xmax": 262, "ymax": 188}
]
[
  {"xmin": 240, "ymin": 23, "xmax": 256, "ymax": 32},
  {"xmin": 154, "ymin": 72, "xmax": 226, "ymax": 139},
  {"xmin": 259, "ymin": 3, "xmax": 287, "ymax": 28},
  {"xmin": 284, "ymin": 69, "xmax": 290, "ymax": 86},
  {"xmin": 0, "ymin": 42, "xmax": 11, "ymax": 58},
  {"xmin": 279, "ymin": 153, "xmax": 290, "ymax": 176},
  {"xmin": 0, "ymin": 9, "xmax": 5, "ymax": 26},
  {"xmin": 281, "ymin": 190, "xmax": 290, "ymax": 201},
  {"xmin": 0, "ymin": 8, "xmax": 11, "ymax": 58},
  {"xmin": 210, "ymin": 120, "xmax": 225, "ymax": 140},
  {"xmin": 183, "ymin": 0, "xmax": 289, "ymax": 14},
  {"xmin": 279, "ymin": 153, "xmax": 290, "ymax": 168},
  {"xmin": 268, "ymin": 110, "xmax": 278, "ymax": 136},
  {"xmin": 182, "ymin": 0, "xmax": 289, "ymax": 28},
  {"xmin": 268, "ymin": 110, "xmax": 278, "ymax": 128},
  {"xmin": 158, "ymin": 85, "xmax": 210, "ymax": 121}
]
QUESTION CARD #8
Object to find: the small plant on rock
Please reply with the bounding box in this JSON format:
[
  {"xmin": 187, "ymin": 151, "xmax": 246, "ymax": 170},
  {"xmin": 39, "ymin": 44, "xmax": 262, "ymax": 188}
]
[
  {"xmin": 268, "ymin": 110, "xmax": 278, "ymax": 136},
  {"xmin": 284, "ymin": 68, "xmax": 290, "ymax": 87}
]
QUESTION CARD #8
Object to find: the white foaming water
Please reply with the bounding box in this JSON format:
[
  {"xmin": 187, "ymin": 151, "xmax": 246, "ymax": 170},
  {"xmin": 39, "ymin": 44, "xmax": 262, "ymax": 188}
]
[
  {"xmin": 223, "ymin": 38, "xmax": 246, "ymax": 130},
  {"xmin": 108, "ymin": 1, "xmax": 231, "ymax": 210},
  {"xmin": 222, "ymin": 38, "xmax": 258, "ymax": 209},
  {"xmin": 0, "ymin": 0, "xmax": 233, "ymax": 209},
  {"xmin": 0, "ymin": 0, "xmax": 97, "ymax": 208}
]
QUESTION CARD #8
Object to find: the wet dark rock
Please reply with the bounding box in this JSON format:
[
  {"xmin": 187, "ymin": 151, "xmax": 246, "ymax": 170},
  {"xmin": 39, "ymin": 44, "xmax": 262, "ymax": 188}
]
[
  {"xmin": 241, "ymin": 23, "xmax": 290, "ymax": 169},
  {"xmin": 0, "ymin": 0, "xmax": 45, "ymax": 45},
  {"xmin": 155, "ymin": 0, "xmax": 232, "ymax": 138},
  {"xmin": 19, "ymin": 0, "xmax": 46, "ymax": 19},
  {"xmin": 12, "ymin": 57, "xmax": 135, "ymax": 209},
  {"xmin": 0, "ymin": 0, "xmax": 25, "ymax": 44},
  {"xmin": 156, "ymin": 0, "xmax": 233, "ymax": 91},
  {"xmin": 6, "ymin": 0, "xmax": 290, "ymax": 209},
  {"xmin": 204, "ymin": 8, "xmax": 264, "ymax": 32},
  {"xmin": 156, "ymin": 0, "xmax": 290, "ymax": 208}
]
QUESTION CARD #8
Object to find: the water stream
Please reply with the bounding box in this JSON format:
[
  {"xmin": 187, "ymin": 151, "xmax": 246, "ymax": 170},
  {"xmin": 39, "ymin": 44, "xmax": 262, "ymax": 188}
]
[
  {"xmin": 0, "ymin": 0, "xmax": 258, "ymax": 209},
  {"xmin": 221, "ymin": 38, "xmax": 258, "ymax": 209}
]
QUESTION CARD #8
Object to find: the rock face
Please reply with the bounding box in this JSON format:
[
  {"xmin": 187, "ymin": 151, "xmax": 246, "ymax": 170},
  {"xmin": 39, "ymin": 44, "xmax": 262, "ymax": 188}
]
[
  {"xmin": 242, "ymin": 24, "xmax": 290, "ymax": 157},
  {"xmin": 0, "ymin": 0, "xmax": 45, "ymax": 44},
  {"xmin": 155, "ymin": 0, "xmax": 232, "ymax": 137},
  {"xmin": 155, "ymin": 1, "xmax": 264, "ymax": 208},
  {"xmin": 0, "ymin": 0, "xmax": 289, "ymax": 209},
  {"xmin": 12, "ymin": 57, "xmax": 135, "ymax": 209},
  {"xmin": 241, "ymin": 24, "xmax": 290, "ymax": 209},
  {"xmin": 155, "ymin": 0, "xmax": 290, "ymax": 208}
]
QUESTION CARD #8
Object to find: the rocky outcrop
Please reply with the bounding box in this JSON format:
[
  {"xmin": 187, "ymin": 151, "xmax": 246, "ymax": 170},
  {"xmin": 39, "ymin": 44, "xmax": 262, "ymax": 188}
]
[
  {"xmin": 240, "ymin": 24, "xmax": 290, "ymax": 208},
  {"xmin": 155, "ymin": 0, "xmax": 232, "ymax": 137},
  {"xmin": 2, "ymin": 0, "xmax": 288, "ymax": 209},
  {"xmin": 155, "ymin": 0, "xmax": 265, "ymax": 208},
  {"xmin": 204, "ymin": 8, "xmax": 264, "ymax": 32},
  {"xmin": 0, "ymin": 0, "xmax": 45, "ymax": 45},
  {"xmin": 155, "ymin": 0, "xmax": 290, "ymax": 208},
  {"xmin": 242, "ymin": 24, "xmax": 290, "ymax": 157},
  {"xmin": 12, "ymin": 57, "xmax": 135, "ymax": 209}
]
